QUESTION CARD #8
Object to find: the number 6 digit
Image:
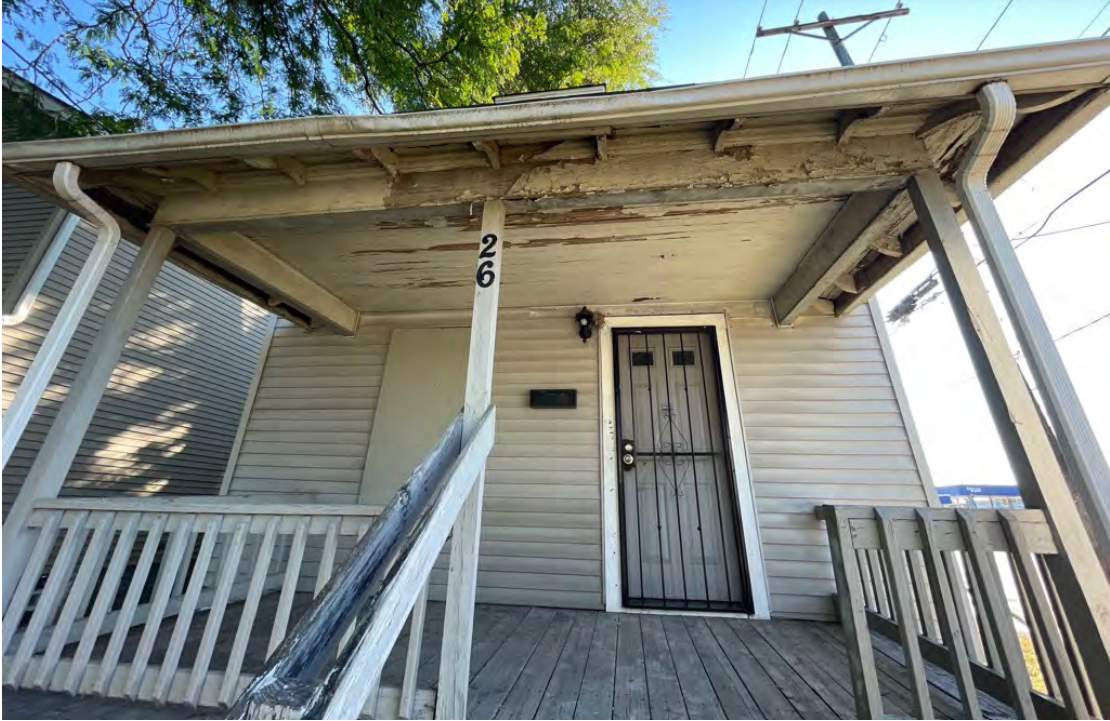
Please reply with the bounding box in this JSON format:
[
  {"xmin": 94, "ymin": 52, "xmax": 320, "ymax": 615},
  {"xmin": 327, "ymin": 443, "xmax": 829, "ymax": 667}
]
[{"xmin": 476, "ymin": 260, "xmax": 496, "ymax": 288}]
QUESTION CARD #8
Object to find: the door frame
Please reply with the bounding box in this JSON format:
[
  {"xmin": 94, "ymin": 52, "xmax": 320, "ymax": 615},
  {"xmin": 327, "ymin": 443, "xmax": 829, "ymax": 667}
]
[{"xmin": 599, "ymin": 313, "xmax": 770, "ymax": 617}]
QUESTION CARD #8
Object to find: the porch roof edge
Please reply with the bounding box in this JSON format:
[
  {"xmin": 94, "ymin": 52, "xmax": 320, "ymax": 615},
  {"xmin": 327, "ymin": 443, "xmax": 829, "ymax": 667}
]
[{"xmin": 3, "ymin": 38, "xmax": 1110, "ymax": 171}]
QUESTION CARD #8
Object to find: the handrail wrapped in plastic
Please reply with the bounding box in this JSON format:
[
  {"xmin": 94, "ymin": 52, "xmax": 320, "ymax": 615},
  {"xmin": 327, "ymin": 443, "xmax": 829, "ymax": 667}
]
[{"xmin": 228, "ymin": 406, "xmax": 496, "ymax": 719}]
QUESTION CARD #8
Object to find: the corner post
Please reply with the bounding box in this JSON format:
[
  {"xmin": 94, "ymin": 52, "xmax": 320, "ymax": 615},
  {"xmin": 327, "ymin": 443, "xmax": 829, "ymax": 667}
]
[
  {"xmin": 908, "ymin": 170, "xmax": 1110, "ymax": 707},
  {"xmin": 955, "ymin": 81, "xmax": 1110, "ymax": 578},
  {"xmin": 1, "ymin": 225, "xmax": 176, "ymax": 612},
  {"xmin": 436, "ymin": 199, "xmax": 505, "ymax": 719}
]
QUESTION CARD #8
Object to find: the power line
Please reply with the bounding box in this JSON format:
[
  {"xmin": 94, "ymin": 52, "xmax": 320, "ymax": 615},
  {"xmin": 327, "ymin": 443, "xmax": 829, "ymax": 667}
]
[
  {"xmin": 977, "ymin": 0, "xmax": 1016, "ymax": 50},
  {"xmin": 1018, "ymin": 167, "xmax": 1110, "ymax": 244},
  {"xmin": 1054, "ymin": 310, "xmax": 1110, "ymax": 343},
  {"xmin": 743, "ymin": 0, "xmax": 771, "ymax": 78},
  {"xmin": 868, "ymin": 14, "xmax": 895, "ymax": 63},
  {"xmin": 1078, "ymin": 0, "xmax": 1110, "ymax": 37},
  {"xmin": 777, "ymin": 0, "xmax": 807, "ymax": 74}
]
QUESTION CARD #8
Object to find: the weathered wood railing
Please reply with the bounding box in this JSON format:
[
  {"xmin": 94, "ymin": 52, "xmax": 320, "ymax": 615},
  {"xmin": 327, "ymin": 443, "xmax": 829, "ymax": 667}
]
[
  {"xmin": 1, "ymin": 495, "xmax": 383, "ymax": 709},
  {"xmin": 819, "ymin": 505, "xmax": 1099, "ymax": 720},
  {"xmin": 229, "ymin": 406, "xmax": 495, "ymax": 719}
]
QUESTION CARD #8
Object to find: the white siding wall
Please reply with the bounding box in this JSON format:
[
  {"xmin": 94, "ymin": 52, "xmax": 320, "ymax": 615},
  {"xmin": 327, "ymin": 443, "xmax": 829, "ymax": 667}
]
[
  {"xmin": 225, "ymin": 307, "xmax": 926, "ymax": 616},
  {"xmin": 729, "ymin": 307, "xmax": 928, "ymax": 620},
  {"xmin": 2, "ymin": 187, "xmax": 273, "ymax": 514}
]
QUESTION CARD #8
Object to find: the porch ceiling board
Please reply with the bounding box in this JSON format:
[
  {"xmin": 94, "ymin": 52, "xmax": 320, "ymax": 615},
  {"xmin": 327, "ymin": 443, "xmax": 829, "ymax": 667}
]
[{"xmin": 246, "ymin": 197, "xmax": 844, "ymax": 313}]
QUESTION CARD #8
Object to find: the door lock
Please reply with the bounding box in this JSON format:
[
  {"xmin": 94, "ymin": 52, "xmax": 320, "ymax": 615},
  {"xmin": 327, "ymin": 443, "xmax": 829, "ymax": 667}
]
[{"xmin": 621, "ymin": 439, "xmax": 635, "ymax": 470}]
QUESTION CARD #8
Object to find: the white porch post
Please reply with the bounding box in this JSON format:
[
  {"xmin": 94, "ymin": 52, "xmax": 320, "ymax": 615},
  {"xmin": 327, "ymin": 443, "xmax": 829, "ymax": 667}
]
[
  {"xmin": 908, "ymin": 170, "xmax": 1110, "ymax": 704},
  {"xmin": 956, "ymin": 82, "xmax": 1110, "ymax": 576},
  {"xmin": 436, "ymin": 199, "xmax": 505, "ymax": 719},
  {"xmin": 1, "ymin": 225, "xmax": 176, "ymax": 612}
]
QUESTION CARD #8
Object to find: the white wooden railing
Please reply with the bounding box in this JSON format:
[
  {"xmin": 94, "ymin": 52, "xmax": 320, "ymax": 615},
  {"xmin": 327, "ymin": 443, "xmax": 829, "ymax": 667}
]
[
  {"xmin": 229, "ymin": 406, "xmax": 496, "ymax": 719},
  {"xmin": 820, "ymin": 505, "xmax": 1100, "ymax": 720},
  {"xmin": 1, "ymin": 494, "xmax": 384, "ymax": 710}
]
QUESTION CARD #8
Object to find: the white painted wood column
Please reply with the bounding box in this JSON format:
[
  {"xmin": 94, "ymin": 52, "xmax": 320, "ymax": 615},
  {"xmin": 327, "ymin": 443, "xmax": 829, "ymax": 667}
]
[
  {"xmin": 1, "ymin": 225, "xmax": 176, "ymax": 612},
  {"xmin": 908, "ymin": 170, "xmax": 1110, "ymax": 705},
  {"xmin": 956, "ymin": 81, "xmax": 1110, "ymax": 577},
  {"xmin": 436, "ymin": 199, "xmax": 505, "ymax": 719},
  {"xmin": 2, "ymin": 163, "xmax": 122, "ymax": 468}
]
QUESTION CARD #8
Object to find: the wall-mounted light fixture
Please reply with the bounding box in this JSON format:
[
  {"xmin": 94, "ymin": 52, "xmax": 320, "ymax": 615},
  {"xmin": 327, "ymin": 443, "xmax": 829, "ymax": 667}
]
[{"xmin": 575, "ymin": 307, "xmax": 596, "ymax": 344}]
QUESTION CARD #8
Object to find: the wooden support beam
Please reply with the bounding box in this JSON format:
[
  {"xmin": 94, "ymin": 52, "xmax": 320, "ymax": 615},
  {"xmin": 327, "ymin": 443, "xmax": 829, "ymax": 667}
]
[
  {"xmin": 353, "ymin": 147, "xmax": 400, "ymax": 177},
  {"xmin": 273, "ymin": 156, "xmax": 307, "ymax": 185},
  {"xmin": 713, "ymin": 118, "xmax": 745, "ymax": 154},
  {"xmin": 909, "ymin": 170, "xmax": 1110, "ymax": 703},
  {"xmin": 157, "ymin": 135, "xmax": 931, "ymax": 231},
  {"xmin": 833, "ymin": 273, "xmax": 858, "ymax": 294},
  {"xmin": 179, "ymin": 230, "xmax": 359, "ymax": 335},
  {"xmin": 773, "ymin": 189, "xmax": 899, "ymax": 326},
  {"xmin": 472, "ymin": 140, "xmax": 501, "ymax": 169},
  {"xmin": 437, "ymin": 199, "xmax": 505, "ymax": 720}
]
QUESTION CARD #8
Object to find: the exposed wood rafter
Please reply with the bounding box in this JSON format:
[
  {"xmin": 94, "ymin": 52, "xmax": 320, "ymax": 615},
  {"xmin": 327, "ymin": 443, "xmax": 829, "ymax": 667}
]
[
  {"xmin": 239, "ymin": 156, "xmax": 307, "ymax": 185},
  {"xmin": 595, "ymin": 134, "xmax": 609, "ymax": 162},
  {"xmin": 142, "ymin": 167, "xmax": 220, "ymax": 193},
  {"xmin": 870, "ymin": 234, "xmax": 904, "ymax": 258},
  {"xmin": 835, "ymin": 106, "xmax": 888, "ymax": 146},
  {"xmin": 773, "ymin": 189, "xmax": 900, "ymax": 326},
  {"xmin": 353, "ymin": 147, "xmax": 400, "ymax": 177},
  {"xmin": 472, "ymin": 140, "xmax": 501, "ymax": 169},
  {"xmin": 713, "ymin": 119, "xmax": 745, "ymax": 154},
  {"xmin": 178, "ymin": 230, "xmax": 359, "ymax": 335}
]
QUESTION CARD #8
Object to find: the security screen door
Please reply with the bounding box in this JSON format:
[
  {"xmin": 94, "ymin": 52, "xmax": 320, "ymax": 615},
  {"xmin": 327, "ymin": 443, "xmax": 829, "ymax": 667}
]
[{"xmin": 613, "ymin": 328, "xmax": 751, "ymax": 612}]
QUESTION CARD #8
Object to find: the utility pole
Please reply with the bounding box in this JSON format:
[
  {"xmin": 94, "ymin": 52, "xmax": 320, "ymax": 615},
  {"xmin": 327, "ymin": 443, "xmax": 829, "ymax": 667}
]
[{"xmin": 757, "ymin": 4, "xmax": 909, "ymax": 67}]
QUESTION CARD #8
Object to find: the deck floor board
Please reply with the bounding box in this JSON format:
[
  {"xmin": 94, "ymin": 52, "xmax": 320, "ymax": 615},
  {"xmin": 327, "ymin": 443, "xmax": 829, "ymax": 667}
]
[{"xmin": 6, "ymin": 601, "xmax": 1017, "ymax": 719}]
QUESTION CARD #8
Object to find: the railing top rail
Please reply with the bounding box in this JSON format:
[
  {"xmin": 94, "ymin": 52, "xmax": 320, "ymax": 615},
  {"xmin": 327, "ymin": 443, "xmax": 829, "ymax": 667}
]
[
  {"xmin": 816, "ymin": 505, "xmax": 1057, "ymax": 555},
  {"xmin": 30, "ymin": 496, "xmax": 386, "ymax": 517}
]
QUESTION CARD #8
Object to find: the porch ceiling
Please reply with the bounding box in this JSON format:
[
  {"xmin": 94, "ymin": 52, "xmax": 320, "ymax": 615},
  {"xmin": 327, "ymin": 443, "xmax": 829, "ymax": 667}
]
[
  {"xmin": 3, "ymin": 39, "xmax": 1108, "ymax": 330},
  {"xmin": 249, "ymin": 197, "xmax": 845, "ymax": 312}
]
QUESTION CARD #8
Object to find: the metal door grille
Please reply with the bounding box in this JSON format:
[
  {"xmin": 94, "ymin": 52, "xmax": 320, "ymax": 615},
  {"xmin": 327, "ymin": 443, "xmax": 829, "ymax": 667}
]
[{"xmin": 614, "ymin": 328, "xmax": 751, "ymax": 613}]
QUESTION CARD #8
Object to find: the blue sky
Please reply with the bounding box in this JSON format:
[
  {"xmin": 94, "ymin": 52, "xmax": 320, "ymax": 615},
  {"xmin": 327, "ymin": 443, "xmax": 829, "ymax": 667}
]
[{"xmin": 649, "ymin": 1, "xmax": 1110, "ymax": 488}]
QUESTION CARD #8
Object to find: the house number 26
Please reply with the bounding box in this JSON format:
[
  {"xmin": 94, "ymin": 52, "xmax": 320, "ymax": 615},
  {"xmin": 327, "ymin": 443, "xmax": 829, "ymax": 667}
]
[{"xmin": 476, "ymin": 233, "xmax": 498, "ymax": 288}]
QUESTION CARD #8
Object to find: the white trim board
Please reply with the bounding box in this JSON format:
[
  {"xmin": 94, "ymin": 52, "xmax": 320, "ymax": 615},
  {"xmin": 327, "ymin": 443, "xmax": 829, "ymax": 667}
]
[
  {"xmin": 598, "ymin": 313, "xmax": 770, "ymax": 618},
  {"xmin": 219, "ymin": 313, "xmax": 279, "ymax": 496}
]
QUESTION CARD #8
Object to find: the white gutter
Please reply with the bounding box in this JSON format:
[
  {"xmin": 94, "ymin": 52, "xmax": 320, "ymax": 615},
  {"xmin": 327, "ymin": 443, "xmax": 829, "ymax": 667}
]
[
  {"xmin": 1, "ymin": 162, "xmax": 121, "ymax": 468},
  {"xmin": 3, "ymin": 38, "xmax": 1109, "ymax": 170},
  {"xmin": 955, "ymin": 81, "xmax": 1110, "ymax": 568},
  {"xmin": 1, "ymin": 212, "xmax": 79, "ymax": 326}
]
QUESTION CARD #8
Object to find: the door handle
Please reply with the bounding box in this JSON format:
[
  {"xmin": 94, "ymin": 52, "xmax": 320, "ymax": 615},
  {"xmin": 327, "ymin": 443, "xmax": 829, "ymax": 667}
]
[{"xmin": 621, "ymin": 439, "xmax": 635, "ymax": 470}]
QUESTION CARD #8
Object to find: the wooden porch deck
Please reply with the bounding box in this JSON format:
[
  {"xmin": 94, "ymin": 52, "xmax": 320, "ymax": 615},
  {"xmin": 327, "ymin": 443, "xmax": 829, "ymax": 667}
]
[{"xmin": 6, "ymin": 601, "xmax": 1014, "ymax": 720}]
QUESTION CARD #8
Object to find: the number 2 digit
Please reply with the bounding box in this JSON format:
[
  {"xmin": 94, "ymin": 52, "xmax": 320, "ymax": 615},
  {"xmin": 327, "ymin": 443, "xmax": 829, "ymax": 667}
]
[
  {"xmin": 479, "ymin": 233, "xmax": 498, "ymax": 258},
  {"xmin": 476, "ymin": 233, "xmax": 498, "ymax": 288}
]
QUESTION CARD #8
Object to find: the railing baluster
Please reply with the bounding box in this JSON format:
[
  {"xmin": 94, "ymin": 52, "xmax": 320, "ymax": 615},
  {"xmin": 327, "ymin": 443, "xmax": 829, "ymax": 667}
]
[
  {"xmin": 95, "ymin": 513, "xmax": 168, "ymax": 696},
  {"xmin": 960, "ymin": 548, "xmax": 1001, "ymax": 669},
  {"xmin": 907, "ymin": 549, "xmax": 940, "ymax": 640},
  {"xmin": 1009, "ymin": 553, "xmax": 1057, "ymax": 697},
  {"xmin": 268, "ymin": 517, "xmax": 309, "ymax": 657},
  {"xmin": 2, "ymin": 510, "xmax": 63, "ymax": 653},
  {"xmin": 1000, "ymin": 509, "xmax": 1088, "ymax": 718},
  {"xmin": 819, "ymin": 506, "xmax": 883, "ymax": 719},
  {"xmin": 8, "ymin": 510, "xmax": 90, "ymax": 687},
  {"xmin": 943, "ymin": 551, "xmax": 987, "ymax": 665},
  {"xmin": 64, "ymin": 512, "xmax": 141, "ymax": 694},
  {"xmin": 186, "ymin": 518, "xmax": 249, "ymax": 707},
  {"xmin": 869, "ymin": 549, "xmax": 893, "ymax": 618},
  {"xmin": 400, "ymin": 581, "xmax": 430, "ymax": 719},
  {"xmin": 315, "ymin": 518, "xmax": 340, "ymax": 598},
  {"xmin": 955, "ymin": 509, "xmax": 1036, "ymax": 719},
  {"xmin": 1040, "ymin": 554, "xmax": 1102, "ymax": 718},
  {"xmin": 857, "ymin": 548, "xmax": 877, "ymax": 611},
  {"xmin": 915, "ymin": 509, "xmax": 982, "ymax": 719},
  {"xmin": 219, "ymin": 516, "xmax": 280, "ymax": 706},
  {"xmin": 124, "ymin": 513, "xmax": 197, "ymax": 700},
  {"xmin": 32, "ymin": 511, "xmax": 116, "ymax": 690},
  {"xmin": 876, "ymin": 508, "xmax": 934, "ymax": 719},
  {"xmin": 154, "ymin": 516, "xmax": 222, "ymax": 703}
]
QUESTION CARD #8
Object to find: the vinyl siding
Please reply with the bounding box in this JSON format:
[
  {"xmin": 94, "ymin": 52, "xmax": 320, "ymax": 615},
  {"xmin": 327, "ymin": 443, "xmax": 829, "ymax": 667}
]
[
  {"xmin": 1, "ymin": 183, "xmax": 57, "ymax": 308},
  {"xmin": 227, "ymin": 316, "xmax": 605, "ymax": 609},
  {"xmin": 224, "ymin": 307, "xmax": 926, "ymax": 616},
  {"xmin": 729, "ymin": 307, "xmax": 929, "ymax": 621},
  {"xmin": 1, "ymin": 190, "xmax": 273, "ymax": 515}
]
